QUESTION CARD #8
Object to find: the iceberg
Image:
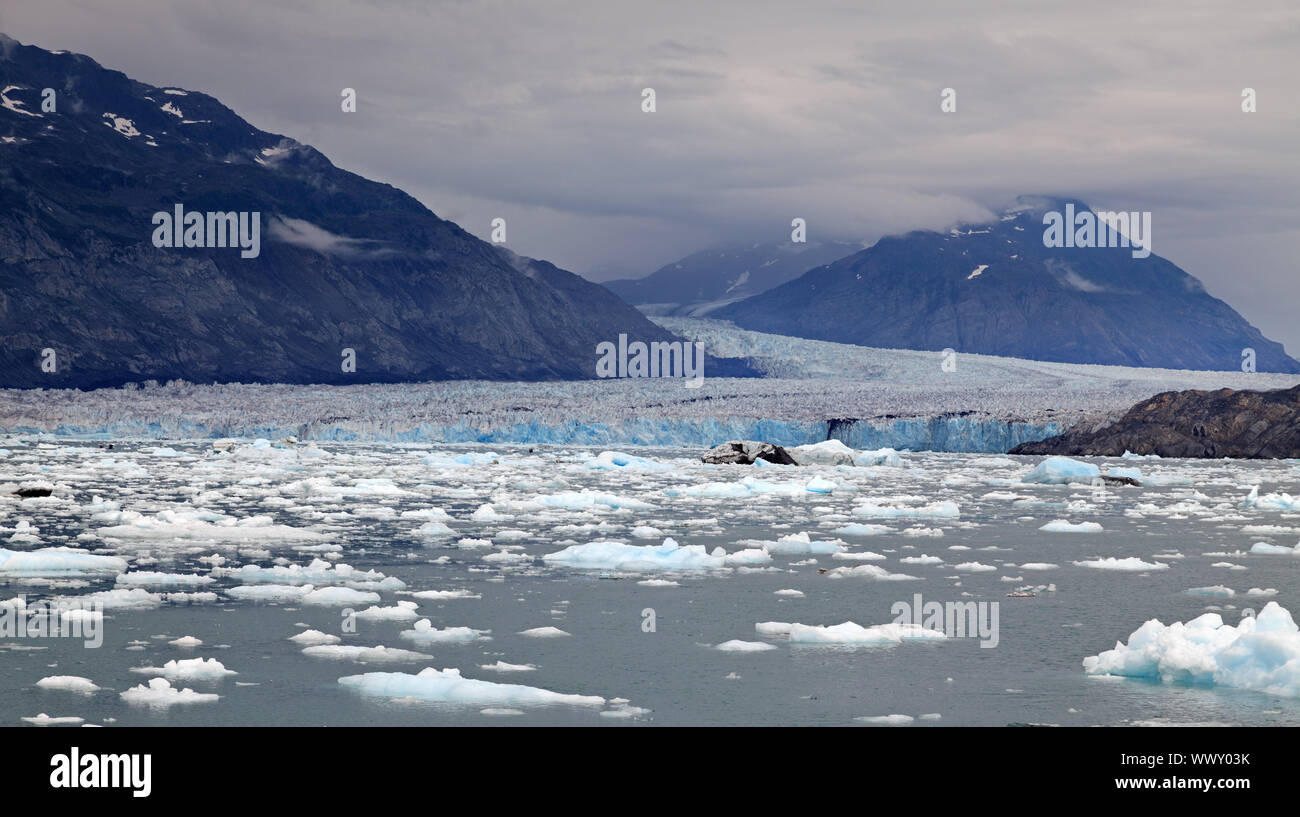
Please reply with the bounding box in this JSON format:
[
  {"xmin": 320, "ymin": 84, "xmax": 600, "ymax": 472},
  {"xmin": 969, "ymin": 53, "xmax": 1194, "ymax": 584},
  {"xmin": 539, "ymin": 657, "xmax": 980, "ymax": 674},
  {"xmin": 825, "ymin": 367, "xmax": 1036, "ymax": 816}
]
[
  {"xmin": 338, "ymin": 667, "xmax": 607, "ymax": 708},
  {"xmin": 0, "ymin": 547, "xmax": 127, "ymax": 576},
  {"xmin": 1021, "ymin": 457, "xmax": 1100, "ymax": 485},
  {"xmin": 1083, "ymin": 602, "xmax": 1300, "ymax": 697},
  {"xmin": 543, "ymin": 537, "xmax": 729, "ymax": 572}
]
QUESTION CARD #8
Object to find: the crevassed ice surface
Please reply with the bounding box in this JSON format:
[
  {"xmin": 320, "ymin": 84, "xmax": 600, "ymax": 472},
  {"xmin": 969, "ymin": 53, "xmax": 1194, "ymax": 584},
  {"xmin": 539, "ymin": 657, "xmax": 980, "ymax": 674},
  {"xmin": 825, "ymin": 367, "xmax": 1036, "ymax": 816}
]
[
  {"xmin": 2, "ymin": 319, "xmax": 1296, "ymax": 452},
  {"xmin": 3, "ymin": 437, "xmax": 1300, "ymax": 726}
]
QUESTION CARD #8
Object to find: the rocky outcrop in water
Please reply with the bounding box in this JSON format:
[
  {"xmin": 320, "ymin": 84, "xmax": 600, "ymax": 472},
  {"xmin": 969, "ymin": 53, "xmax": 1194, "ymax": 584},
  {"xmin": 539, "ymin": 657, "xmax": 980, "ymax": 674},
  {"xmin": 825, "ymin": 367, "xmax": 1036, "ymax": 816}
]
[{"xmin": 1010, "ymin": 384, "xmax": 1300, "ymax": 459}]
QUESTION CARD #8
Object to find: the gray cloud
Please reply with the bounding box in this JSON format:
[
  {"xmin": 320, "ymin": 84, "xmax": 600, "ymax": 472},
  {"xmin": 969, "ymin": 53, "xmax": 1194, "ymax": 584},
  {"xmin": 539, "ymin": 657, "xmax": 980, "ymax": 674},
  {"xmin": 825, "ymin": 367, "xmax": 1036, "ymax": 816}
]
[{"xmin": 4, "ymin": 0, "xmax": 1298, "ymax": 351}]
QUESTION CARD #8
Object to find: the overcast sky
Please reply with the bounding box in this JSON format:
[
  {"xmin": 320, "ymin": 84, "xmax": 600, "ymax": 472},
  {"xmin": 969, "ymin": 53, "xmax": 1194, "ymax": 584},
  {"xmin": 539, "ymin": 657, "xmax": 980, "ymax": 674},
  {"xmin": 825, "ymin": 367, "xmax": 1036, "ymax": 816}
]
[{"xmin": 5, "ymin": 0, "xmax": 1299, "ymax": 352}]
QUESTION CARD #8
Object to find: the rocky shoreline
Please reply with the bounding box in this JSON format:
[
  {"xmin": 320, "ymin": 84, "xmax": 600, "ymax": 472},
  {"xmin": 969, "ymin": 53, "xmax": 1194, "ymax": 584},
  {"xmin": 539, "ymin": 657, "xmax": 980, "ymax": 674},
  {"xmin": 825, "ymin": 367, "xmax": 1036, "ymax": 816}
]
[{"xmin": 1010, "ymin": 385, "xmax": 1300, "ymax": 459}]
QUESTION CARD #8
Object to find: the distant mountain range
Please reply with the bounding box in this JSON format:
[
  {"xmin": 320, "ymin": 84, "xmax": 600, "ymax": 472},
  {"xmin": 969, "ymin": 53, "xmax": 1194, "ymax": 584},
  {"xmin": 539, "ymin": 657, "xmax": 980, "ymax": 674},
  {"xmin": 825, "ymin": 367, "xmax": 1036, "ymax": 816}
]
[
  {"xmin": 602, "ymin": 240, "xmax": 861, "ymax": 317},
  {"xmin": 714, "ymin": 197, "xmax": 1300, "ymax": 373},
  {"xmin": 0, "ymin": 34, "xmax": 749, "ymax": 389}
]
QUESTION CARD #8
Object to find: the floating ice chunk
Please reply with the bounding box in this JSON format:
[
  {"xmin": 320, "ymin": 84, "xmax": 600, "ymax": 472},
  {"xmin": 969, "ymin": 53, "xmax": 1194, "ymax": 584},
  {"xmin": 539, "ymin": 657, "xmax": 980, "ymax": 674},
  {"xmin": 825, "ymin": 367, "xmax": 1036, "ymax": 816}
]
[
  {"xmin": 301, "ymin": 586, "xmax": 381, "ymax": 606},
  {"xmin": 303, "ymin": 645, "xmax": 430, "ymax": 663},
  {"xmin": 226, "ymin": 584, "xmax": 313, "ymax": 602},
  {"xmin": 339, "ymin": 667, "xmax": 606, "ymax": 708},
  {"xmin": 1039, "ymin": 520, "xmax": 1103, "ymax": 533},
  {"xmin": 1243, "ymin": 487, "xmax": 1300, "ymax": 512},
  {"xmin": 788, "ymin": 440, "xmax": 856, "ymax": 466},
  {"xmin": 1072, "ymin": 557, "xmax": 1169, "ymax": 572},
  {"xmin": 354, "ymin": 601, "xmax": 420, "ymax": 621},
  {"xmin": 115, "ymin": 571, "xmax": 215, "ymax": 587},
  {"xmin": 422, "ymin": 451, "xmax": 500, "ymax": 467},
  {"xmin": 831, "ymin": 523, "xmax": 892, "ymax": 536},
  {"xmin": 855, "ymin": 714, "xmax": 915, "ymax": 725},
  {"xmin": 543, "ymin": 538, "xmax": 728, "ymax": 572},
  {"xmin": 21, "ymin": 713, "xmax": 84, "ymax": 726},
  {"xmin": 1249, "ymin": 541, "xmax": 1300, "ymax": 555},
  {"xmin": 129, "ymin": 657, "xmax": 236, "ymax": 680},
  {"xmin": 853, "ymin": 500, "xmax": 958, "ymax": 519},
  {"xmin": 765, "ymin": 532, "xmax": 844, "ymax": 555},
  {"xmin": 480, "ymin": 661, "xmax": 537, "ymax": 672},
  {"xmin": 60, "ymin": 588, "xmax": 161, "ymax": 610},
  {"xmin": 715, "ymin": 639, "xmax": 777, "ymax": 652},
  {"xmin": 1021, "ymin": 457, "xmax": 1100, "ymax": 485},
  {"xmin": 400, "ymin": 619, "xmax": 490, "ymax": 645},
  {"xmin": 825, "ymin": 564, "xmax": 920, "ymax": 581},
  {"xmin": 583, "ymin": 451, "xmax": 674, "ymax": 472},
  {"xmin": 288, "ymin": 629, "xmax": 340, "ymax": 646},
  {"xmin": 638, "ymin": 578, "xmax": 679, "ymax": 587},
  {"xmin": 786, "ymin": 621, "xmax": 947, "ymax": 645},
  {"xmin": 1106, "ymin": 467, "xmax": 1142, "ymax": 482},
  {"xmin": 36, "ymin": 676, "xmax": 100, "ymax": 694},
  {"xmin": 0, "ymin": 547, "xmax": 127, "ymax": 576},
  {"xmin": 168, "ymin": 636, "xmax": 202, "ymax": 647},
  {"xmin": 1083, "ymin": 601, "xmax": 1300, "ymax": 697},
  {"xmin": 408, "ymin": 589, "xmax": 481, "ymax": 600},
  {"xmin": 519, "ymin": 626, "xmax": 569, "ymax": 638},
  {"xmin": 536, "ymin": 490, "xmax": 653, "ymax": 511},
  {"xmin": 631, "ymin": 526, "xmax": 663, "ymax": 539},
  {"xmin": 953, "ymin": 562, "xmax": 997, "ymax": 572},
  {"xmin": 899, "ymin": 554, "xmax": 943, "ymax": 565},
  {"xmin": 774, "ymin": 589, "xmax": 805, "ymax": 597},
  {"xmin": 1185, "ymin": 586, "xmax": 1235, "ymax": 598},
  {"xmin": 120, "ymin": 678, "xmax": 219, "ymax": 707},
  {"xmin": 414, "ymin": 521, "xmax": 455, "ymax": 537},
  {"xmin": 831, "ymin": 551, "xmax": 887, "ymax": 561},
  {"xmin": 1247, "ymin": 588, "xmax": 1279, "ymax": 598},
  {"xmin": 97, "ymin": 508, "xmax": 328, "ymax": 542},
  {"xmin": 725, "ymin": 548, "xmax": 772, "ymax": 566}
]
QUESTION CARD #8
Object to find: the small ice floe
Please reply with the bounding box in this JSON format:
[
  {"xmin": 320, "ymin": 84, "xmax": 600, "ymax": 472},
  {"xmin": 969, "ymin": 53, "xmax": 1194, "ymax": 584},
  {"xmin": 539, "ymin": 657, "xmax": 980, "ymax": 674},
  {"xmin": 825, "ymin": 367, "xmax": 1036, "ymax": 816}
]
[
  {"xmin": 96, "ymin": 508, "xmax": 330, "ymax": 542},
  {"xmin": 854, "ymin": 714, "xmax": 914, "ymax": 725},
  {"xmin": 301, "ymin": 587, "xmax": 381, "ymax": 606},
  {"xmin": 168, "ymin": 636, "xmax": 202, "ymax": 648},
  {"xmin": 519, "ymin": 626, "xmax": 569, "ymax": 638},
  {"xmin": 1242, "ymin": 487, "xmax": 1300, "ymax": 512},
  {"xmin": 1019, "ymin": 563, "xmax": 1058, "ymax": 570},
  {"xmin": 774, "ymin": 588, "xmax": 804, "ymax": 597},
  {"xmin": 400, "ymin": 619, "xmax": 490, "ymax": 645},
  {"xmin": 302, "ymin": 645, "xmax": 430, "ymax": 663},
  {"xmin": 414, "ymin": 521, "xmax": 455, "ymax": 537},
  {"xmin": 1072, "ymin": 557, "xmax": 1169, "ymax": 572},
  {"xmin": 1185, "ymin": 586, "xmax": 1235, "ymax": 598},
  {"xmin": 21, "ymin": 713, "xmax": 84, "ymax": 726},
  {"xmin": 1021, "ymin": 457, "xmax": 1099, "ymax": 485},
  {"xmin": 0, "ymin": 547, "xmax": 127, "ymax": 576},
  {"xmin": 339, "ymin": 667, "xmax": 608, "ymax": 709},
  {"xmin": 226, "ymin": 584, "xmax": 313, "ymax": 602},
  {"xmin": 1083, "ymin": 602, "xmax": 1300, "ymax": 697},
  {"xmin": 116, "ymin": 571, "xmax": 216, "ymax": 587},
  {"xmin": 761, "ymin": 620, "xmax": 946, "ymax": 646},
  {"xmin": 898, "ymin": 554, "xmax": 943, "ymax": 565},
  {"xmin": 407, "ymin": 589, "xmax": 481, "ymax": 600},
  {"xmin": 479, "ymin": 661, "xmax": 537, "ymax": 672},
  {"xmin": 481, "ymin": 708, "xmax": 525, "ymax": 717},
  {"xmin": 583, "ymin": 451, "xmax": 674, "ymax": 473},
  {"xmin": 354, "ymin": 601, "xmax": 420, "ymax": 621},
  {"xmin": 288, "ymin": 629, "xmax": 340, "ymax": 646},
  {"xmin": 129, "ymin": 657, "xmax": 236, "ymax": 680},
  {"xmin": 120, "ymin": 678, "xmax": 219, "ymax": 707},
  {"xmin": 1246, "ymin": 588, "xmax": 1279, "ymax": 598},
  {"xmin": 831, "ymin": 551, "xmax": 886, "ymax": 561},
  {"xmin": 824, "ymin": 564, "xmax": 920, "ymax": 581},
  {"xmin": 1039, "ymin": 520, "xmax": 1103, "ymax": 533},
  {"xmin": 36, "ymin": 676, "xmax": 100, "ymax": 695},
  {"xmin": 1249, "ymin": 541, "xmax": 1300, "ymax": 555},
  {"xmin": 953, "ymin": 562, "xmax": 996, "ymax": 572},
  {"xmin": 638, "ymin": 579, "xmax": 679, "ymax": 587},
  {"xmin": 852, "ymin": 500, "xmax": 959, "ymax": 519},
  {"xmin": 543, "ymin": 538, "xmax": 727, "ymax": 572},
  {"xmin": 714, "ymin": 640, "xmax": 777, "ymax": 652},
  {"xmin": 831, "ymin": 523, "xmax": 892, "ymax": 536},
  {"xmin": 600, "ymin": 701, "xmax": 652, "ymax": 719}
]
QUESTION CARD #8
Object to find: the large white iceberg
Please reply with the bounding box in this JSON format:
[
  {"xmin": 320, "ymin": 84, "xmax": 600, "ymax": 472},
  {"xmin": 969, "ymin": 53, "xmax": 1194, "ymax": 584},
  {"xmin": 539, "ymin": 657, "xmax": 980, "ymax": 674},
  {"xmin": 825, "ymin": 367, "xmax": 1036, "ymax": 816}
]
[
  {"xmin": 1021, "ymin": 457, "xmax": 1100, "ymax": 485},
  {"xmin": 1083, "ymin": 602, "xmax": 1300, "ymax": 697}
]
